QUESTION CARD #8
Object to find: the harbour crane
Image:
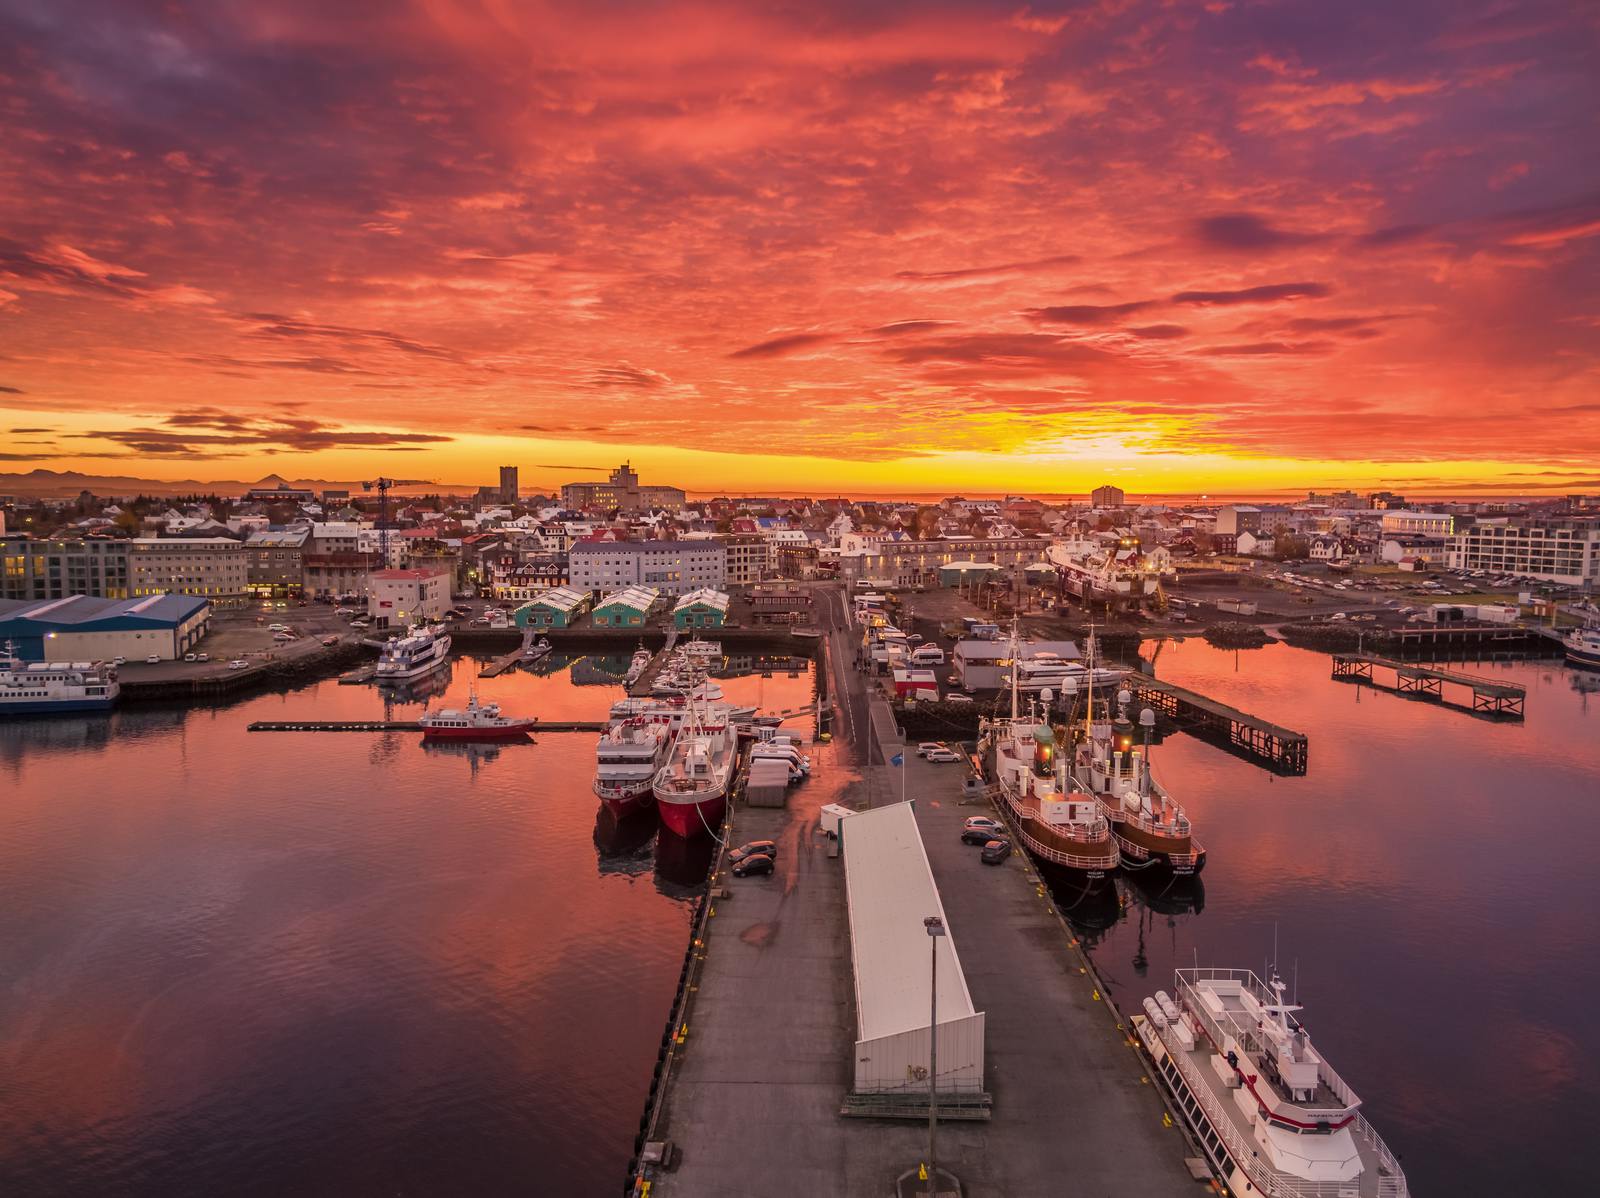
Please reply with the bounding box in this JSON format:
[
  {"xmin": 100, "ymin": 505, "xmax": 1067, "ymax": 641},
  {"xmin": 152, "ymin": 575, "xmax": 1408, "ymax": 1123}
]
[{"xmin": 361, "ymin": 477, "xmax": 432, "ymax": 564}]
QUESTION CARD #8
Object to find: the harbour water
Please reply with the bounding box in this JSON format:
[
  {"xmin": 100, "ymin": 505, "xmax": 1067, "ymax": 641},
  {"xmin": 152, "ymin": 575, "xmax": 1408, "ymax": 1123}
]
[
  {"xmin": 1075, "ymin": 639, "xmax": 1598, "ymax": 1198},
  {"xmin": 0, "ymin": 650, "xmax": 813, "ymax": 1197},
  {"xmin": 1, "ymin": 640, "xmax": 1594, "ymax": 1194}
]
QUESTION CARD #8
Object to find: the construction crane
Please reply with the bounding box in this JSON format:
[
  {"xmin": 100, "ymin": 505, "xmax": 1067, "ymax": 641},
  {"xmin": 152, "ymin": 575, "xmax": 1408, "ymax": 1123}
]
[{"xmin": 362, "ymin": 477, "xmax": 432, "ymax": 564}]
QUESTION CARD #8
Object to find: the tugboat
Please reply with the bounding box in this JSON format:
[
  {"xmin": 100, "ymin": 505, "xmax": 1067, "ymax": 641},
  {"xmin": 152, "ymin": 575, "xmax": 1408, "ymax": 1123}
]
[
  {"xmin": 1565, "ymin": 624, "xmax": 1600, "ymax": 669},
  {"xmin": 1133, "ymin": 965, "xmax": 1408, "ymax": 1197},
  {"xmin": 593, "ymin": 717, "xmax": 675, "ymax": 817},
  {"xmin": 980, "ymin": 625, "xmax": 1119, "ymax": 888},
  {"xmin": 652, "ymin": 679, "xmax": 737, "ymax": 839},
  {"xmin": 1072, "ymin": 679, "xmax": 1205, "ymax": 877},
  {"xmin": 419, "ymin": 690, "xmax": 535, "ymax": 740},
  {"xmin": 375, "ymin": 624, "xmax": 451, "ymax": 682}
]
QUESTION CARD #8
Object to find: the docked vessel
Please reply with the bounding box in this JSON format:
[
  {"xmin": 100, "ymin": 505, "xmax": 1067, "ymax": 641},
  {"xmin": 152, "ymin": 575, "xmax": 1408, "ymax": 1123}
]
[
  {"xmin": 1565, "ymin": 625, "xmax": 1600, "ymax": 669},
  {"xmin": 624, "ymin": 647, "xmax": 652, "ymax": 685},
  {"xmin": 522, "ymin": 636, "xmax": 553, "ymax": 661},
  {"xmin": 1073, "ymin": 687, "xmax": 1205, "ymax": 877},
  {"xmin": 593, "ymin": 717, "xmax": 675, "ymax": 817},
  {"xmin": 1, "ymin": 643, "xmax": 119, "ymax": 716},
  {"xmin": 375, "ymin": 624, "xmax": 452, "ymax": 682},
  {"xmin": 419, "ymin": 691, "xmax": 535, "ymax": 740},
  {"xmin": 1133, "ymin": 966, "xmax": 1408, "ymax": 1198},
  {"xmin": 652, "ymin": 688, "xmax": 738, "ymax": 839},
  {"xmin": 1045, "ymin": 537, "xmax": 1162, "ymax": 610},
  {"xmin": 1013, "ymin": 652, "xmax": 1123, "ymax": 693}
]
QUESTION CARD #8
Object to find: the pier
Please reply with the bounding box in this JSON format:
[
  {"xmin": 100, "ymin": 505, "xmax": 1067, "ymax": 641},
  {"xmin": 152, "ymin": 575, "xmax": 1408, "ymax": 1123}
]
[
  {"xmin": 1331, "ymin": 652, "xmax": 1526, "ymax": 718},
  {"xmin": 1126, "ymin": 671, "xmax": 1309, "ymax": 775},
  {"xmin": 627, "ymin": 630, "xmax": 680, "ymax": 696},
  {"xmin": 246, "ymin": 719, "xmax": 604, "ymax": 733}
]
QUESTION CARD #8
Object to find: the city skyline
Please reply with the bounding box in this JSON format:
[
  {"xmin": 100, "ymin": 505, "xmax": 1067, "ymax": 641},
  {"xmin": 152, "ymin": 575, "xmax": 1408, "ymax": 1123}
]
[{"xmin": 2, "ymin": 1, "xmax": 1597, "ymax": 494}]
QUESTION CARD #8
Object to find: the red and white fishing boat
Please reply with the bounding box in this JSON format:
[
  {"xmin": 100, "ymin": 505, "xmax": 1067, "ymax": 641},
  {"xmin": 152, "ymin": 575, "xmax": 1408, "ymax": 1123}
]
[
  {"xmin": 419, "ymin": 691, "xmax": 535, "ymax": 741},
  {"xmin": 593, "ymin": 717, "xmax": 675, "ymax": 817},
  {"xmin": 652, "ymin": 685, "xmax": 737, "ymax": 839}
]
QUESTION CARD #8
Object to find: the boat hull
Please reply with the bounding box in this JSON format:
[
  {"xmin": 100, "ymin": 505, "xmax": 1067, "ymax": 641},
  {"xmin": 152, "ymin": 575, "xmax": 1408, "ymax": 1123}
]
[
  {"xmin": 0, "ymin": 697, "xmax": 117, "ymax": 716},
  {"xmin": 421, "ymin": 723, "xmax": 534, "ymax": 741},
  {"xmin": 376, "ymin": 653, "xmax": 450, "ymax": 683},
  {"xmin": 656, "ymin": 793, "xmax": 727, "ymax": 839},
  {"xmin": 1111, "ymin": 826, "xmax": 1207, "ymax": 877},
  {"xmin": 1567, "ymin": 645, "xmax": 1600, "ymax": 669},
  {"xmin": 596, "ymin": 782, "xmax": 656, "ymax": 818}
]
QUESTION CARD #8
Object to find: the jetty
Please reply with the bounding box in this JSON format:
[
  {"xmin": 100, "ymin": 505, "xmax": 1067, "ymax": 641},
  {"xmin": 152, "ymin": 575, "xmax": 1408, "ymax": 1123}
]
[
  {"xmin": 1125, "ymin": 671, "xmax": 1309, "ymax": 775},
  {"xmin": 627, "ymin": 630, "xmax": 681, "ymax": 696},
  {"xmin": 1331, "ymin": 652, "xmax": 1526, "ymax": 718},
  {"xmin": 246, "ymin": 719, "xmax": 604, "ymax": 733}
]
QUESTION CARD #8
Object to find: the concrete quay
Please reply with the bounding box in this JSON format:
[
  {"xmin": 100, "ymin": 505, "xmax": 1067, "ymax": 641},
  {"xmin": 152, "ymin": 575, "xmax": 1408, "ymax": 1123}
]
[{"xmin": 638, "ymin": 743, "xmax": 1199, "ymax": 1195}]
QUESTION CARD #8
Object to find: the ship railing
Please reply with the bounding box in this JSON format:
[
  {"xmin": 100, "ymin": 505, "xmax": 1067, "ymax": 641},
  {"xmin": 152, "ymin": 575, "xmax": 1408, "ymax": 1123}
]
[{"xmin": 1161, "ymin": 1025, "xmax": 1381, "ymax": 1198}]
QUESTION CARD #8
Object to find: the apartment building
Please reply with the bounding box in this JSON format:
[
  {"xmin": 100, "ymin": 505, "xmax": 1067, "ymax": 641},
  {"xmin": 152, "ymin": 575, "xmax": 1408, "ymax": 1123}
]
[
  {"xmin": 0, "ymin": 536, "xmax": 131, "ymax": 601},
  {"xmin": 244, "ymin": 529, "xmax": 309, "ymax": 597},
  {"xmin": 716, "ymin": 532, "xmax": 771, "ymax": 585},
  {"xmin": 129, "ymin": 538, "xmax": 249, "ymax": 607},
  {"xmin": 1447, "ymin": 516, "xmax": 1600, "ymax": 585},
  {"xmin": 567, "ymin": 539, "xmax": 726, "ymax": 596},
  {"xmin": 838, "ymin": 536, "xmax": 1049, "ymax": 586}
]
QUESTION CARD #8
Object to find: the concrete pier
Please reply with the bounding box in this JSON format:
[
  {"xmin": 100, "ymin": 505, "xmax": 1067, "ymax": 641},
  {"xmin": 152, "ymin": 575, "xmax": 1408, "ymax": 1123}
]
[{"xmin": 635, "ymin": 601, "xmax": 1199, "ymax": 1196}]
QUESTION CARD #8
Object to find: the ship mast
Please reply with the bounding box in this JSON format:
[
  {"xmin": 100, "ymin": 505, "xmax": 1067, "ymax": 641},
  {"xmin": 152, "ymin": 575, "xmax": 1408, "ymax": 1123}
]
[{"xmin": 1008, "ymin": 616, "xmax": 1020, "ymax": 722}]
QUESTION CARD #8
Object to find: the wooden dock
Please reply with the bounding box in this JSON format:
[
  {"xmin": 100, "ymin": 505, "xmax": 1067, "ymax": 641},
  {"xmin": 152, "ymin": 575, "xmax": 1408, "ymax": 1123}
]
[
  {"xmin": 1331, "ymin": 652, "xmax": 1526, "ymax": 718},
  {"xmin": 628, "ymin": 630, "xmax": 680, "ymax": 696},
  {"xmin": 246, "ymin": 720, "xmax": 605, "ymax": 733},
  {"xmin": 1125, "ymin": 671, "xmax": 1308, "ymax": 775}
]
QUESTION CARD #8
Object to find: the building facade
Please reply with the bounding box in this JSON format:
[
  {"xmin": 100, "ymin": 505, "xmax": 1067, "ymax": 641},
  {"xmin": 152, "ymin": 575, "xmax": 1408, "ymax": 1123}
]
[
  {"xmin": 129, "ymin": 538, "xmax": 249, "ymax": 607},
  {"xmin": 0, "ymin": 594, "xmax": 210, "ymax": 661},
  {"xmin": 716, "ymin": 533, "xmax": 771, "ymax": 586},
  {"xmin": 838, "ymin": 536, "xmax": 1049, "ymax": 586},
  {"xmin": 244, "ymin": 529, "xmax": 309, "ymax": 597},
  {"xmin": 1381, "ymin": 511, "xmax": 1455, "ymax": 537},
  {"xmin": 367, "ymin": 567, "xmax": 451, "ymax": 628},
  {"xmin": 592, "ymin": 586, "xmax": 660, "ymax": 627},
  {"xmin": 302, "ymin": 552, "xmax": 381, "ymax": 598},
  {"xmin": 560, "ymin": 462, "xmax": 686, "ymax": 512},
  {"xmin": 1, "ymin": 536, "xmax": 131, "ymax": 601},
  {"xmin": 1447, "ymin": 517, "xmax": 1600, "ymax": 585},
  {"xmin": 1090, "ymin": 484, "xmax": 1125, "ymax": 507},
  {"xmin": 499, "ymin": 465, "xmax": 519, "ymax": 504},
  {"xmin": 568, "ymin": 540, "xmax": 726, "ymax": 595}
]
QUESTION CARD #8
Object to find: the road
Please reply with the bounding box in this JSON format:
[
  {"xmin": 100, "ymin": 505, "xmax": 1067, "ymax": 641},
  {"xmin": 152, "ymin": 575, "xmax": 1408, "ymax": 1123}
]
[{"xmin": 814, "ymin": 583, "xmax": 873, "ymax": 766}]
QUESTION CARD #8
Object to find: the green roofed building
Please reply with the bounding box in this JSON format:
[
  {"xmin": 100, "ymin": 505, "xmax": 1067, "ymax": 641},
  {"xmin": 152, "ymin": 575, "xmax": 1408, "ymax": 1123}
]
[
  {"xmin": 938, "ymin": 560, "xmax": 1002, "ymax": 587},
  {"xmin": 515, "ymin": 585, "xmax": 592, "ymax": 629},
  {"xmin": 672, "ymin": 587, "xmax": 729, "ymax": 630},
  {"xmin": 592, "ymin": 585, "xmax": 660, "ymax": 627}
]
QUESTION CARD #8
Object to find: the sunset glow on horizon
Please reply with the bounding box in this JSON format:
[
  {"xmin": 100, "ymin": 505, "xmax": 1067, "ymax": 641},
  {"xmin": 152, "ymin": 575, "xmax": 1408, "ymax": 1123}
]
[{"xmin": 2, "ymin": 1, "xmax": 1597, "ymax": 496}]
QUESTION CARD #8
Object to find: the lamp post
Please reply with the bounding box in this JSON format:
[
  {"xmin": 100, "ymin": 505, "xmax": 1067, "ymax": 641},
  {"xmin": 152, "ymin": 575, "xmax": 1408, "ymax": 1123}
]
[{"xmin": 923, "ymin": 914, "xmax": 945, "ymax": 1196}]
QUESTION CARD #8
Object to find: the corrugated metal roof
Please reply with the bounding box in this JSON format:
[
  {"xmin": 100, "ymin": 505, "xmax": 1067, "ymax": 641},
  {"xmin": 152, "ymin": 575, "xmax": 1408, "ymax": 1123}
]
[
  {"xmin": 0, "ymin": 593, "xmax": 208, "ymax": 629},
  {"xmin": 524, "ymin": 585, "xmax": 589, "ymax": 613},
  {"xmin": 596, "ymin": 585, "xmax": 660, "ymax": 612},
  {"xmin": 841, "ymin": 801, "xmax": 976, "ymax": 1041},
  {"xmin": 672, "ymin": 587, "xmax": 728, "ymax": 614}
]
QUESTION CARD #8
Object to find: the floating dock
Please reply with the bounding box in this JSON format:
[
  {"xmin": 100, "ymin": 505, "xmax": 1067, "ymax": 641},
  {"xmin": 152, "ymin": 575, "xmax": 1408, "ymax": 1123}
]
[
  {"xmin": 1331, "ymin": 652, "xmax": 1526, "ymax": 718},
  {"xmin": 246, "ymin": 719, "xmax": 603, "ymax": 733},
  {"xmin": 1126, "ymin": 671, "xmax": 1309, "ymax": 775}
]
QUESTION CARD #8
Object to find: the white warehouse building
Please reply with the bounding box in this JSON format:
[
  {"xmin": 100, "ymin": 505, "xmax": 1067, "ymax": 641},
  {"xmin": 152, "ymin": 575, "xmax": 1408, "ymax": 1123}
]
[{"xmin": 841, "ymin": 801, "xmax": 986, "ymax": 1097}]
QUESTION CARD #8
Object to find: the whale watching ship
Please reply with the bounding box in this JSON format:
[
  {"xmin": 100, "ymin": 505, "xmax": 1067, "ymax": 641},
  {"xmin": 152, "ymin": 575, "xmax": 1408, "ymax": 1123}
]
[
  {"xmin": 593, "ymin": 717, "xmax": 676, "ymax": 817},
  {"xmin": 652, "ymin": 684, "xmax": 738, "ymax": 839},
  {"xmin": 1133, "ymin": 966, "xmax": 1408, "ymax": 1197},
  {"xmin": 375, "ymin": 624, "xmax": 451, "ymax": 682},
  {"xmin": 419, "ymin": 691, "xmax": 535, "ymax": 741},
  {"xmin": 1566, "ymin": 625, "xmax": 1600, "ymax": 669},
  {"xmin": 1071, "ymin": 648, "xmax": 1204, "ymax": 876},
  {"xmin": 1, "ymin": 642, "xmax": 120, "ymax": 716}
]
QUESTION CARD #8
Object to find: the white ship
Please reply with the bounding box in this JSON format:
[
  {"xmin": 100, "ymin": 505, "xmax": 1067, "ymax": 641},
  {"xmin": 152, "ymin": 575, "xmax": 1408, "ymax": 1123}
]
[
  {"xmin": 1012, "ymin": 652, "xmax": 1122, "ymax": 693},
  {"xmin": 624, "ymin": 647, "xmax": 652, "ymax": 685},
  {"xmin": 1565, "ymin": 625, "xmax": 1600, "ymax": 669},
  {"xmin": 1, "ymin": 642, "xmax": 119, "ymax": 716},
  {"xmin": 1045, "ymin": 538, "xmax": 1161, "ymax": 608},
  {"xmin": 375, "ymin": 624, "xmax": 452, "ymax": 682},
  {"xmin": 1133, "ymin": 967, "xmax": 1408, "ymax": 1198},
  {"xmin": 593, "ymin": 717, "xmax": 675, "ymax": 817}
]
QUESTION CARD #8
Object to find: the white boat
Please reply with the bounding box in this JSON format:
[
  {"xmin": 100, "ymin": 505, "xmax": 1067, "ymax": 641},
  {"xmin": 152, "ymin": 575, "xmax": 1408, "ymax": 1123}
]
[
  {"xmin": 522, "ymin": 637, "xmax": 553, "ymax": 661},
  {"xmin": 419, "ymin": 690, "xmax": 535, "ymax": 740},
  {"xmin": 652, "ymin": 674, "xmax": 738, "ymax": 839},
  {"xmin": 1, "ymin": 642, "xmax": 119, "ymax": 716},
  {"xmin": 1565, "ymin": 625, "xmax": 1600, "ymax": 669},
  {"xmin": 610, "ymin": 693, "xmax": 758, "ymax": 732},
  {"xmin": 593, "ymin": 717, "xmax": 675, "ymax": 816},
  {"xmin": 375, "ymin": 624, "xmax": 451, "ymax": 682},
  {"xmin": 1013, "ymin": 652, "xmax": 1121, "ymax": 693},
  {"xmin": 1134, "ymin": 967, "xmax": 1408, "ymax": 1198},
  {"xmin": 624, "ymin": 647, "xmax": 652, "ymax": 684}
]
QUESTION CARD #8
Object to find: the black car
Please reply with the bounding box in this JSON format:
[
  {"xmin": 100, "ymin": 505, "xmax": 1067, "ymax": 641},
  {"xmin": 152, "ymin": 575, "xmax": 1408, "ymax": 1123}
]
[
  {"xmin": 962, "ymin": 826, "xmax": 1001, "ymax": 846},
  {"xmin": 731, "ymin": 853, "xmax": 775, "ymax": 878},
  {"xmin": 980, "ymin": 839, "xmax": 1012, "ymax": 865},
  {"xmin": 729, "ymin": 840, "xmax": 778, "ymax": 866}
]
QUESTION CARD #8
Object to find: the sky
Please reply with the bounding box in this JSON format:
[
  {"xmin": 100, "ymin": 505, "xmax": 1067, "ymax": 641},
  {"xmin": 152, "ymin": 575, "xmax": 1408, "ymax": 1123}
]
[{"xmin": 1, "ymin": 0, "xmax": 1597, "ymax": 497}]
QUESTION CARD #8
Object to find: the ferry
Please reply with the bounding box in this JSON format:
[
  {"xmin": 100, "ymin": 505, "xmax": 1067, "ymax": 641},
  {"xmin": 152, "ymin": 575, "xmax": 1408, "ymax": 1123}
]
[
  {"xmin": 652, "ymin": 687, "xmax": 738, "ymax": 839},
  {"xmin": 419, "ymin": 691, "xmax": 535, "ymax": 741},
  {"xmin": 1, "ymin": 643, "xmax": 119, "ymax": 716},
  {"xmin": 1133, "ymin": 966, "xmax": 1408, "ymax": 1198},
  {"xmin": 1565, "ymin": 625, "xmax": 1600, "ymax": 669},
  {"xmin": 593, "ymin": 717, "xmax": 675, "ymax": 817},
  {"xmin": 375, "ymin": 624, "xmax": 451, "ymax": 682}
]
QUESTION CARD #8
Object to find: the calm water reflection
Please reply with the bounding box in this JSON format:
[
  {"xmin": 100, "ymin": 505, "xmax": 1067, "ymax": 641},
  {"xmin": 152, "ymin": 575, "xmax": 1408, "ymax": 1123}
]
[
  {"xmin": 0, "ymin": 653, "xmax": 814, "ymax": 1197},
  {"xmin": 1067, "ymin": 639, "xmax": 1597, "ymax": 1197}
]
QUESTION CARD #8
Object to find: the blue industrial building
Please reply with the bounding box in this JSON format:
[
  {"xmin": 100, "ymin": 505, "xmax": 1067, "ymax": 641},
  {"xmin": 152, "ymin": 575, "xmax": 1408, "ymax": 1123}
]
[{"xmin": 0, "ymin": 594, "xmax": 211, "ymax": 661}]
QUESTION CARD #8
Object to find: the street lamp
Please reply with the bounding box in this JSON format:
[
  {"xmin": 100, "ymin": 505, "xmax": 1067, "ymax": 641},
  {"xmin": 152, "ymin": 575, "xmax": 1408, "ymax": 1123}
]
[{"xmin": 923, "ymin": 914, "xmax": 946, "ymax": 1197}]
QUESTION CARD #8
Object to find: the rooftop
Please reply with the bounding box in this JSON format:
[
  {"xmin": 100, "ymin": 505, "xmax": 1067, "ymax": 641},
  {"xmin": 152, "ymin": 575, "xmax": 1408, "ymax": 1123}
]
[{"xmin": 0, "ymin": 593, "xmax": 209, "ymax": 628}]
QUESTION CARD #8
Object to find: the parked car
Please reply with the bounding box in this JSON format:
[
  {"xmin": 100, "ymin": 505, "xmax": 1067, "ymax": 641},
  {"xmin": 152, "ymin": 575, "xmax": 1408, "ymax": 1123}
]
[
  {"xmin": 145, "ymin": 654, "xmax": 160, "ymax": 664},
  {"xmin": 268, "ymin": 623, "xmax": 289, "ymax": 632},
  {"xmin": 196, "ymin": 653, "xmax": 208, "ymax": 662},
  {"xmin": 964, "ymin": 816, "xmax": 1003, "ymax": 834},
  {"xmin": 917, "ymin": 741, "xmax": 945, "ymax": 757},
  {"xmin": 925, "ymin": 748, "xmax": 963, "ymax": 763},
  {"xmin": 273, "ymin": 631, "xmax": 293, "ymax": 641},
  {"xmin": 980, "ymin": 839, "xmax": 1012, "ymax": 865},
  {"xmin": 731, "ymin": 853, "xmax": 775, "ymax": 878},
  {"xmin": 322, "ymin": 635, "xmax": 340, "ymax": 646},
  {"xmin": 729, "ymin": 840, "xmax": 778, "ymax": 866},
  {"xmin": 227, "ymin": 659, "xmax": 249, "ymax": 670},
  {"xmin": 947, "ymin": 694, "xmax": 973, "ymax": 703},
  {"xmin": 962, "ymin": 826, "xmax": 1001, "ymax": 845},
  {"xmin": 112, "ymin": 656, "xmax": 126, "ymax": 665}
]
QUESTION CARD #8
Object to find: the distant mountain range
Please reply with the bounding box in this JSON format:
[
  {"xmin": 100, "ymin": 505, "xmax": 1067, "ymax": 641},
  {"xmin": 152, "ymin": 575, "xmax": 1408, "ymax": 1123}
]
[{"xmin": 0, "ymin": 469, "xmax": 471, "ymax": 498}]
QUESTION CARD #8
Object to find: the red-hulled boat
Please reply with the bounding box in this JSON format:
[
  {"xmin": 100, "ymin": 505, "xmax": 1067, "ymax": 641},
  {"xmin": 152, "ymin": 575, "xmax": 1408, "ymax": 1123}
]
[
  {"xmin": 419, "ymin": 691, "xmax": 536, "ymax": 741},
  {"xmin": 652, "ymin": 693, "xmax": 737, "ymax": 839},
  {"xmin": 593, "ymin": 717, "xmax": 674, "ymax": 817}
]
